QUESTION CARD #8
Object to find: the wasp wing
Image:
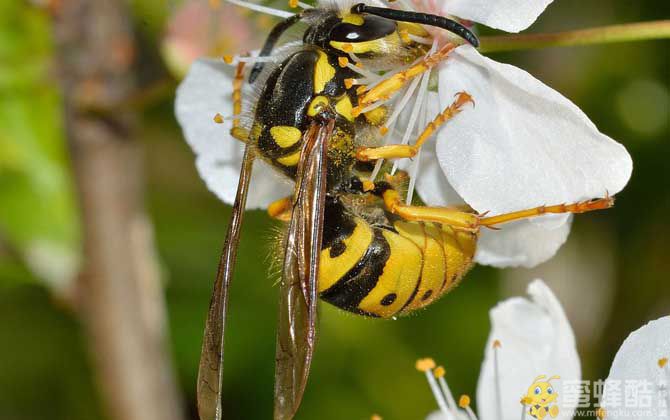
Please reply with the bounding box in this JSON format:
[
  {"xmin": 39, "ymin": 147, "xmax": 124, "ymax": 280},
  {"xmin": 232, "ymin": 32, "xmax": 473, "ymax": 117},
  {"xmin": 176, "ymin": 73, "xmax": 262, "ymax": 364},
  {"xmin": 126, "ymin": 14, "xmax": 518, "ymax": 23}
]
[
  {"xmin": 274, "ymin": 120, "xmax": 333, "ymax": 420},
  {"xmin": 197, "ymin": 145, "xmax": 255, "ymax": 420}
]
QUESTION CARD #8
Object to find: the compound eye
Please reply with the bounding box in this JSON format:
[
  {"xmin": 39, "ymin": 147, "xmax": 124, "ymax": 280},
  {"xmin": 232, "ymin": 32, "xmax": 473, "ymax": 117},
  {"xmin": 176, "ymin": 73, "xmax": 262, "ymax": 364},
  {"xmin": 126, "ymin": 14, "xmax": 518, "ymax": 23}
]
[{"xmin": 329, "ymin": 15, "xmax": 397, "ymax": 43}]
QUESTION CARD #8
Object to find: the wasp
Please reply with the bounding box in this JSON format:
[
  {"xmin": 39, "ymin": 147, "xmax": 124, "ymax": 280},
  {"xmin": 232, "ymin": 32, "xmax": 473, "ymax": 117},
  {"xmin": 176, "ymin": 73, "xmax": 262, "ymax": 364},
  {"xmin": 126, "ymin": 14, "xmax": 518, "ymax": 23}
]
[{"xmin": 195, "ymin": 2, "xmax": 614, "ymax": 419}]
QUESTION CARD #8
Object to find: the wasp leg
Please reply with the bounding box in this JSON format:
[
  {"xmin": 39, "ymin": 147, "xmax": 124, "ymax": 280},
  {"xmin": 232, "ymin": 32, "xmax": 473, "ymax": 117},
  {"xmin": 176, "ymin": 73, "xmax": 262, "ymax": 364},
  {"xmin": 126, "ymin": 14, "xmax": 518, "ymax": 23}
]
[
  {"xmin": 479, "ymin": 196, "xmax": 615, "ymax": 227},
  {"xmin": 268, "ymin": 196, "xmax": 293, "ymax": 221},
  {"xmin": 229, "ymin": 60, "xmax": 252, "ymax": 142},
  {"xmin": 354, "ymin": 43, "xmax": 456, "ymax": 113},
  {"xmin": 357, "ymin": 92, "xmax": 473, "ymax": 161},
  {"xmin": 379, "ymin": 183, "xmax": 613, "ymax": 231},
  {"xmin": 232, "ymin": 60, "xmax": 245, "ymax": 128},
  {"xmin": 381, "ymin": 187, "xmax": 479, "ymax": 231}
]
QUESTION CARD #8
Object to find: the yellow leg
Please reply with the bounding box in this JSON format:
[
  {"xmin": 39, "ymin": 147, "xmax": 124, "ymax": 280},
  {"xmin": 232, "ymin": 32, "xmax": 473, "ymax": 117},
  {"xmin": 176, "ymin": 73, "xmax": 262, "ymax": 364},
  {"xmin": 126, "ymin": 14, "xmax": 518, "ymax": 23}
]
[
  {"xmin": 357, "ymin": 92, "xmax": 473, "ymax": 162},
  {"xmin": 229, "ymin": 59, "xmax": 250, "ymax": 142},
  {"xmin": 479, "ymin": 196, "xmax": 614, "ymax": 227},
  {"xmin": 354, "ymin": 43, "xmax": 456, "ymax": 112},
  {"xmin": 381, "ymin": 183, "xmax": 614, "ymax": 231},
  {"xmin": 232, "ymin": 60, "xmax": 245, "ymax": 128},
  {"xmin": 268, "ymin": 196, "xmax": 292, "ymax": 221},
  {"xmin": 382, "ymin": 188, "xmax": 479, "ymax": 230}
]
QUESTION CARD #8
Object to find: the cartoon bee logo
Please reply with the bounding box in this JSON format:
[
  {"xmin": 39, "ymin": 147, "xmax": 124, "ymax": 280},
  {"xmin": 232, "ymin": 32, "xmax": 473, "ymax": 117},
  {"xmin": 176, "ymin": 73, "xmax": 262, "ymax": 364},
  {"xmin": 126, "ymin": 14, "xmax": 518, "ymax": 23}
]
[{"xmin": 521, "ymin": 375, "xmax": 561, "ymax": 419}]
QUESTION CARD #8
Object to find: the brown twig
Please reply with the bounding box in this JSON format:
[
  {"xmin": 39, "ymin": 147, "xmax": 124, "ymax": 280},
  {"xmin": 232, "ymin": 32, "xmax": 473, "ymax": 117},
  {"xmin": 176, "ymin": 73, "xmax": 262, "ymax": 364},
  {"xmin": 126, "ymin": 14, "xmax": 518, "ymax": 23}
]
[{"xmin": 52, "ymin": 2, "xmax": 185, "ymax": 420}]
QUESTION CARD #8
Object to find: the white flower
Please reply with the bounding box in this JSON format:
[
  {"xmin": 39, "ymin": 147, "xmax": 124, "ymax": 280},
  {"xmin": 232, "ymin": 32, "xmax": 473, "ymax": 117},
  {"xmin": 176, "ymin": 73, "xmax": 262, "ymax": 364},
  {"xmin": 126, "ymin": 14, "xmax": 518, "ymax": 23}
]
[
  {"xmin": 600, "ymin": 316, "xmax": 670, "ymax": 420},
  {"xmin": 421, "ymin": 279, "xmax": 580, "ymax": 420},
  {"xmin": 410, "ymin": 0, "xmax": 632, "ymax": 268},
  {"xmin": 174, "ymin": 0, "xmax": 632, "ymax": 266},
  {"xmin": 175, "ymin": 59, "xmax": 293, "ymax": 208},
  {"xmin": 423, "ymin": 289, "xmax": 670, "ymax": 420}
]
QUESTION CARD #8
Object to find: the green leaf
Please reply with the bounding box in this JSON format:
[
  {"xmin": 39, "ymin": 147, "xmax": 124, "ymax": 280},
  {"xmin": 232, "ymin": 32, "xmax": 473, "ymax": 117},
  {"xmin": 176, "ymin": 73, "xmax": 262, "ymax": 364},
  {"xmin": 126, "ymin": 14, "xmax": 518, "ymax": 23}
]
[{"xmin": 0, "ymin": 3, "xmax": 80, "ymax": 291}]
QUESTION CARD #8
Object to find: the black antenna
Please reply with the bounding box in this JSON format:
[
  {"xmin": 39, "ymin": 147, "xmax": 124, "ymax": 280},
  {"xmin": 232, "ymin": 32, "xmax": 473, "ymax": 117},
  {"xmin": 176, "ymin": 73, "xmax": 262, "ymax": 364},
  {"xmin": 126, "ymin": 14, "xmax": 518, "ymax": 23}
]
[
  {"xmin": 248, "ymin": 13, "xmax": 303, "ymax": 83},
  {"xmin": 350, "ymin": 3, "xmax": 479, "ymax": 48}
]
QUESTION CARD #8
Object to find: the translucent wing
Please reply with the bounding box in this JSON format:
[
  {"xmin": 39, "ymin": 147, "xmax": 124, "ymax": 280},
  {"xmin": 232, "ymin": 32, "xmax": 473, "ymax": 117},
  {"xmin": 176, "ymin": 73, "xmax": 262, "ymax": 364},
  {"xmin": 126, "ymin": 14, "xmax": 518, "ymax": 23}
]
[
  {"xmin": 175, "ymin": 58, "xmax": 292, "ymax": 209},
  {"xmin": 274, "ymin": 120, "xmax": 333, "ymax": 420},
  {"xmin": 197, "ymin": 145, "xmax": 255, "ymax": 420}
]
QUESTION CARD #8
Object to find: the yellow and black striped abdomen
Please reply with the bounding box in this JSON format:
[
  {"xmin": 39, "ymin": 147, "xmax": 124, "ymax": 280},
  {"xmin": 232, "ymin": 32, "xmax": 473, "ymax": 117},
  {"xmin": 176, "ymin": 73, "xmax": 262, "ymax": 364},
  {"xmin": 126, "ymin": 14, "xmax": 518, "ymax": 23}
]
[{"xmin": 318, "ymin": 203, "xmax": 478, "ymax": 318}]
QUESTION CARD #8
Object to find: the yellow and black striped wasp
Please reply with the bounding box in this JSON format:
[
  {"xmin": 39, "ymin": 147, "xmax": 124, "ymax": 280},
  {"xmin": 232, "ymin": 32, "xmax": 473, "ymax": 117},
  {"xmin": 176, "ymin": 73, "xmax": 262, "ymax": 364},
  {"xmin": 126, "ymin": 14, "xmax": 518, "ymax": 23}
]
[{"xmin": 191, "ymin": 2, "xmax": 615, "ymax": 419}]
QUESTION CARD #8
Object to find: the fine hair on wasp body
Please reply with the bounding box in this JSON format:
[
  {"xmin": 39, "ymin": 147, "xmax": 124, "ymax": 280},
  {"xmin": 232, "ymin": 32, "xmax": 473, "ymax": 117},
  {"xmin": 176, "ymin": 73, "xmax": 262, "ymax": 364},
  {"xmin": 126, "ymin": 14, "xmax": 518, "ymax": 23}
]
[
  {"xmin": 225, "ymin": 0, "xmax": 612, "ymax": 319},
  {"xmin": 191, "ymin": 1, "xmax": 620, "ymax": 419},
  {"xmin": 229, "ymin": 0, "xmax": 483, "ymax": 319}
]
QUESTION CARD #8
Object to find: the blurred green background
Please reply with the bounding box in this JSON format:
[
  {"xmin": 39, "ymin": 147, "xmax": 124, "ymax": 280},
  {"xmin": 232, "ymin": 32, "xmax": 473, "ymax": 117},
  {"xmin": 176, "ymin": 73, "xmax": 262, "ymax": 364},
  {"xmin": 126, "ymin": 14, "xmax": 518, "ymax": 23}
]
[{"xmin": 0, "ymin": 0, "xmax": 668, "ymax": 419}]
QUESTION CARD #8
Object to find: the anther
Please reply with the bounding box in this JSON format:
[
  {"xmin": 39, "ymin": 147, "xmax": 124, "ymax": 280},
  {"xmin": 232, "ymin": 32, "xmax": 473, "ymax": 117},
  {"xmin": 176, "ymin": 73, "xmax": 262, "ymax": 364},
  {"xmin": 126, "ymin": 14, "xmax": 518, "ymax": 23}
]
[
  {"xmin": 288, "ymin": 0, "xmax": 298, "ymax": 7},
  {"xmin": 370, "ymin": 415, "xmax": 382, "ymax": 420},
  {"xmin": 434, "ymin": 366, "xmax": 445, "ymax": 378},
  {"xmin": 362, "ymin": 180, "xmax": 375, "ymax": 192},
  {"xmin": 379, "ymin": 126, "xmax": 389, "ymax": 135},
  {"xmin": 417, "ymin": 358, "xmax": 449, "ymax": 416},
  {"xmin": 399, "ymin": 29, "xmax": 411, "ymax": 43},
  {"xmin": 213, "ymin": 113, "xmax": 224, "ymax": 124},
  {"xmin": 344, "ymin": 78, "xmax": 356, "ymax": 89},
  {"xmin": 415, "ymin": 358, "xmax": 436, "ymax": 372},
  {"xmin": 660, "ymin": 357, "xmax": 668, "ymax": 368},
  {"xmin": 223, "ymin": 55, "xmax": 234, "ymax": 64},
  {"xmin": 341, "ymin": 43, "xmax": 354, "ymax": 52},
  {"xmin": 460, "ymin": 395, "xmax": 479, "ymax": 420},
  {"xmin": 493, "ymin": 339, "xmax": 501, "ymax": 348},
  {"xmin": 356, "ymin": 85, "xmax": 368, "ymax": 95},
  {"xmin": 338, "ymin": 57, "xmax": 349, "ymax": 68}
]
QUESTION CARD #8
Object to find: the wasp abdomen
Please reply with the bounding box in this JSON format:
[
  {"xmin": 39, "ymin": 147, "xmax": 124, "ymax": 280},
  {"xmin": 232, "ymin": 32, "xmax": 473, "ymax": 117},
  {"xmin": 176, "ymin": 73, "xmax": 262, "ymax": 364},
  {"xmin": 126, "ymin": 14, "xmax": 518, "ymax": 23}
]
[{"xmin": 318, "ymin": 200, "xmax": 477, "ymax": 318}]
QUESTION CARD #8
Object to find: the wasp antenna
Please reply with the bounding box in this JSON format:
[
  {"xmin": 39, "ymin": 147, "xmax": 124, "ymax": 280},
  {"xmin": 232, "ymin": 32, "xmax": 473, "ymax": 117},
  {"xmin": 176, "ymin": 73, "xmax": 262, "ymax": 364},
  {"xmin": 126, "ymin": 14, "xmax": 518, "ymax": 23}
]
[
  {"xmin": 350, "ymin": 3, "xmax": 479, "ymax": 48},
  {"xmin": 249, "ymin": 12, "xmax": 304, "ymax": 83}
]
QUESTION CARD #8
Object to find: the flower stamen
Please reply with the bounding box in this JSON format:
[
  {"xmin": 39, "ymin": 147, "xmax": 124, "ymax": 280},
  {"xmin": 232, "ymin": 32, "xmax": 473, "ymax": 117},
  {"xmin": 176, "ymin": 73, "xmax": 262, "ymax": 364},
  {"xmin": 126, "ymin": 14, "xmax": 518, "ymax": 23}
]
[
  {"xmin": 408, "ymin": 33, "xmax": 435, "ymax": 45},
  {"xmin": 659, "ymin": 357, "xmax": 670, "ymax": 409},
  {"xmin": 225, "ymin": 0, "xmax": 293, "ymax": 18},
  {"xmin": 434, "ymin": 365, "xmax": 458, "ymax": 412},
  {"xmin": 223, "ymin": 54, "xmax": 283, "ymax": 65},
  {"xmin": 417, "ymin": 358, "xmax": 450, "ymax": 415},
  {"xmin": 382, "ymin": 75, "xmax": 423, "ymax": 135},
  {"xmin": 493, "ymin": 339, "xmax": 503, "ymax": 419},
  {"xmin": 459, "ymin": 395, "xmax": 479, "ymax": 420},
  {"xmin": 212, "ymin": 113, "xmax": 239, "ymax": 124}
]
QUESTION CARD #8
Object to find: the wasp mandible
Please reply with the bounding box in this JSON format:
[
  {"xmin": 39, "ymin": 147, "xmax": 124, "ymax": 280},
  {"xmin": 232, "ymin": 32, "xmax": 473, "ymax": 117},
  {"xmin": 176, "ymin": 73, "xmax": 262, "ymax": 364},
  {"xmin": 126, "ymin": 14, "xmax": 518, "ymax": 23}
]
[{"xmin": 181, "ymin": 1, "xmax": 617, "ymax": 419}]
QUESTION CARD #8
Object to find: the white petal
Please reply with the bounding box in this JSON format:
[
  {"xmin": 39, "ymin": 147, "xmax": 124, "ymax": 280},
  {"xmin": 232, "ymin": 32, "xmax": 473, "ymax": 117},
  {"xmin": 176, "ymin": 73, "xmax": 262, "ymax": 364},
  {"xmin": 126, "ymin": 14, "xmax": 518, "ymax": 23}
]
[
  {"xmin": 175, "ymin": 58, "xmax": 292, "ymax": 208},
  {"xmin": 476, "ymin": 280, "xmax": 580, "ymax": 420},
  {"xmin": 601, "ymin": 316, "xmax": 670, "ymax": 420},
  {"xmin": 399, "ymin": 92, "xmax": 467, "ymax": 208},
  {"xmin": 195, "ymin": 154, "xmax": 293, "ymax": 208},
  {"xmin": 441, "ymin": 0, "xmax": 553, "ymax": 33},
  {"xmin": 413, "ymin": 126, "xmax": 571, "ymax": 269},
  {"xmin": 474, "ymin": 216, "xmax": 571, "ymax": 268},
  {"xmin": 413, "ymin": 147, "xmax": 466, "ymax": 207},
  {"xmin": 434, "ymin": 46, "xmax": 631, "ymax": 266}
]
